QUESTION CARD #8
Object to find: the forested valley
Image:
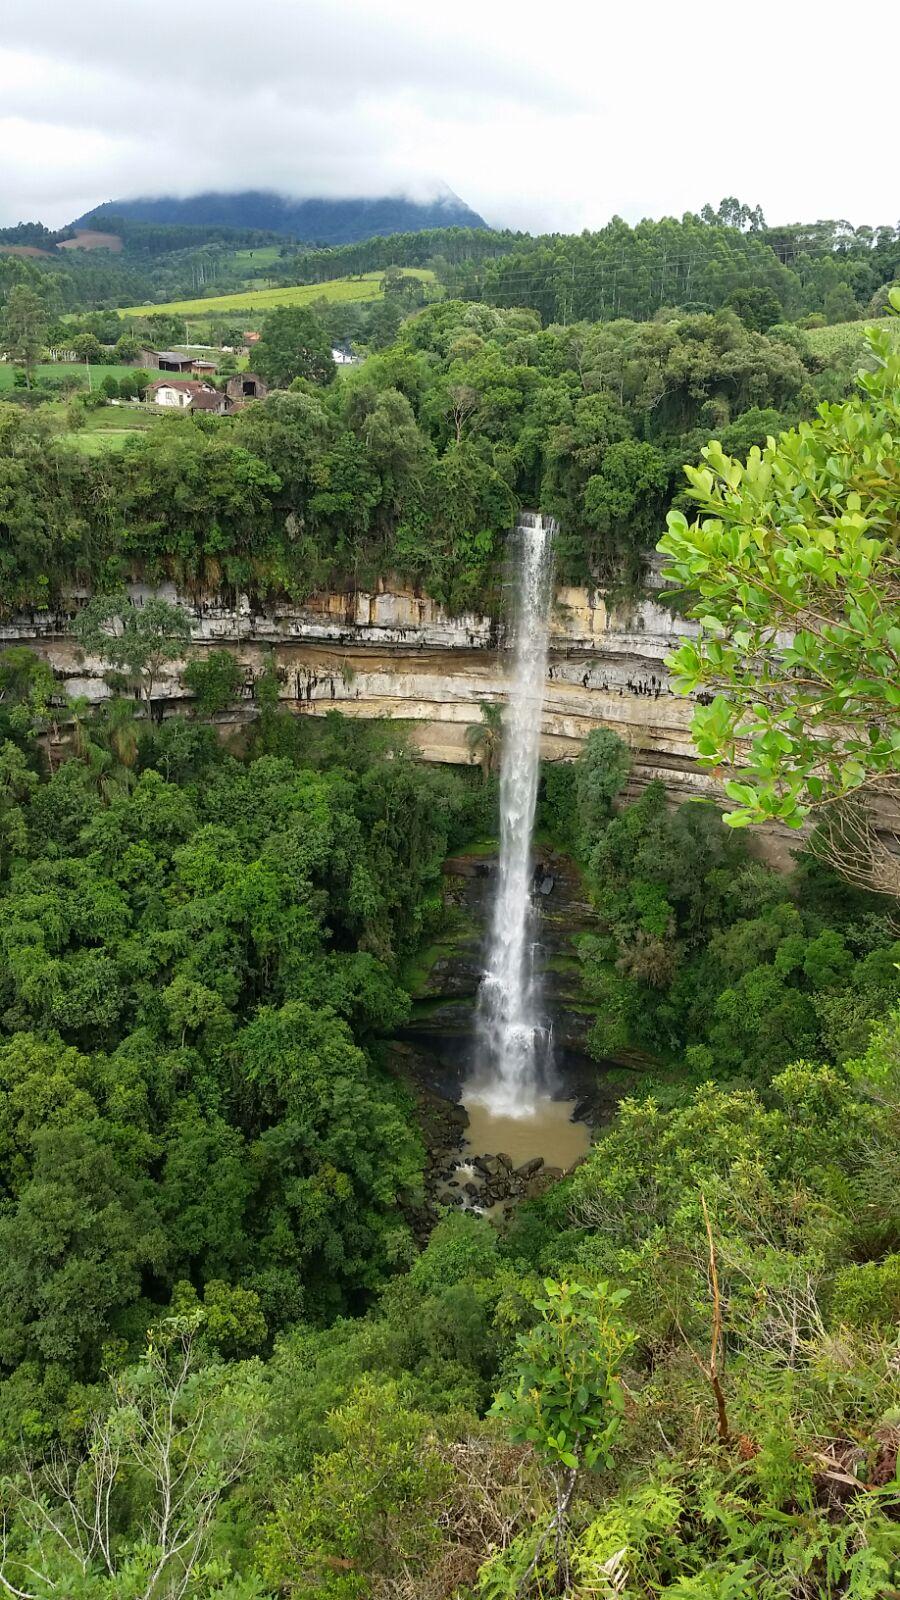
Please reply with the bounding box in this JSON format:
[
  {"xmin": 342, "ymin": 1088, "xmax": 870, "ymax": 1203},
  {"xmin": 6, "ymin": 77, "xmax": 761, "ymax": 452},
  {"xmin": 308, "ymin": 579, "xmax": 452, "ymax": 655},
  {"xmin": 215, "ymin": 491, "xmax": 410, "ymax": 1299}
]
[{"xmin": 1, "ymin": 211, "xmax": 900, "ymax": 1597}]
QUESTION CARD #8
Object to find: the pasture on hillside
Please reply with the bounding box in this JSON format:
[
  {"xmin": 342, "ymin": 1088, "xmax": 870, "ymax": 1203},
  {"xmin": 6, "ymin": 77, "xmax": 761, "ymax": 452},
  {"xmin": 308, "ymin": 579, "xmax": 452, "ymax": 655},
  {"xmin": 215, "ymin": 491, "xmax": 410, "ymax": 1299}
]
[
  {"xmin": 118, "ymin": 268, "xmax": 435, "ymax": 320},
  {"xmin": 803, "ymin": 315, "xmax": 898, "ymax": 357},
  {"xmin": 230, "ymin": 246, "xmax": 283, "ymax": 269},
  {"xmin": 0, "ymin": 362, "xmax": 144, "ymax": 390},
  {"xmin": 63, "ymin": 406, "xmax": 157, "ymax": 453}
]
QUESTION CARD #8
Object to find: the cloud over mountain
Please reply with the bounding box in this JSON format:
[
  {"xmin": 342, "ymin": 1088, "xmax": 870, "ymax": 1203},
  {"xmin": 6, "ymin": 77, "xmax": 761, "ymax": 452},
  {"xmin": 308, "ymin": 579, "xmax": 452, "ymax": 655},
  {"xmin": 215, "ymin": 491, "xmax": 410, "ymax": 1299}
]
[{"xmin": 0, "ymin": 0, "xmax": 894, "ymax": 232}]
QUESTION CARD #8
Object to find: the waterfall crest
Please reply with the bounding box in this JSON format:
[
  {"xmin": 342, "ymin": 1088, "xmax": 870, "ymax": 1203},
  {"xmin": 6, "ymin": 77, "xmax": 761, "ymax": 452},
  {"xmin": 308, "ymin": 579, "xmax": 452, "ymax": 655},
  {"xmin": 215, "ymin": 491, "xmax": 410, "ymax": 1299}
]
[{"xmin": 468, "ymin": 513, "xmax": 555, "ymax": 1118}]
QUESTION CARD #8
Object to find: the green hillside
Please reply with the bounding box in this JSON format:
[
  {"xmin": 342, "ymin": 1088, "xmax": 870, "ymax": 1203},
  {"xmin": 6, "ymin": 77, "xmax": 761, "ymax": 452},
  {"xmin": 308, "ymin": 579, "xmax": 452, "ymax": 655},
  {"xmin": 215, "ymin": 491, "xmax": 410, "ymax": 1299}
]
[
  {"xmin": 803, "ymin": 313, "xmax": 898, "ymax": 356},
  {"xmin": 118, "ymin": 267, "xmax": 435, "ymax": 319}
]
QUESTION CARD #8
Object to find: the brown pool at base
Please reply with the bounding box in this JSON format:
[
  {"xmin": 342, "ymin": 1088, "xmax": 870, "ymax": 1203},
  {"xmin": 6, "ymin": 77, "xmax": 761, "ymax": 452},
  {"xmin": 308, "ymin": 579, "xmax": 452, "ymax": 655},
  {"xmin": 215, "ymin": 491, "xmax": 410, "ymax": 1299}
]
[{"xmin": 462, "ymin": 1094, "xmax": 590, "ymax": 1171}]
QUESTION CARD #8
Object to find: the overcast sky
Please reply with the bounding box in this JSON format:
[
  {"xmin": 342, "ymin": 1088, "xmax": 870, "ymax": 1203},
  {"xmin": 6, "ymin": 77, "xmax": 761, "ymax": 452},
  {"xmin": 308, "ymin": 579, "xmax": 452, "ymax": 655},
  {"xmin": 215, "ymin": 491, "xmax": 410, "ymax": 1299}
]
[{"xmin": 0, "ymin": 0, "xmax": 895, "ymax": 233}]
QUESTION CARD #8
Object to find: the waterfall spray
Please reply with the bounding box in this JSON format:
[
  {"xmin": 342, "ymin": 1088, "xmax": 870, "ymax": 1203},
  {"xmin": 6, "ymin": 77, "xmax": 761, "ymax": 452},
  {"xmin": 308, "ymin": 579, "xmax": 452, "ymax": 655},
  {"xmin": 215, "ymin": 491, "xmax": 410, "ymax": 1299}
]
[{"xmin": 469, "ymin": 513, "xmax": 555, "ymax": 1118}]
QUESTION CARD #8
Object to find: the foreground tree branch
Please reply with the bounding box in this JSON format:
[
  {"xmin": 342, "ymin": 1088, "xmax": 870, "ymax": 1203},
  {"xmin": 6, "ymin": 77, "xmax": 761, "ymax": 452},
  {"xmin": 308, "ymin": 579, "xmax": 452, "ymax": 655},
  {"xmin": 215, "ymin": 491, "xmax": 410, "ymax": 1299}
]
[
  {"xmin": 0, "ymin": 1318, "xmax": 262, "ymax": 1600},
  {"xmin": 659, "ymin": 299, "xmax": 900, "ymax": 898}
]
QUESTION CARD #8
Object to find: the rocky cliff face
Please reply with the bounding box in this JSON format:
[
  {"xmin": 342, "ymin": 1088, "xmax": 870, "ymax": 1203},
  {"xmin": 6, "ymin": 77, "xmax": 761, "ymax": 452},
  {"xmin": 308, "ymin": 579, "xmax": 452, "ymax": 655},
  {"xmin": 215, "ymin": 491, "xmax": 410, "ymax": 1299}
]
[
  {"xmin": 1, "ymin": 574, "xmax": 720, "ymax": 799},
  {"xmin": 0, "ymin": 575, "xmax": 794, "ymax": 864}
]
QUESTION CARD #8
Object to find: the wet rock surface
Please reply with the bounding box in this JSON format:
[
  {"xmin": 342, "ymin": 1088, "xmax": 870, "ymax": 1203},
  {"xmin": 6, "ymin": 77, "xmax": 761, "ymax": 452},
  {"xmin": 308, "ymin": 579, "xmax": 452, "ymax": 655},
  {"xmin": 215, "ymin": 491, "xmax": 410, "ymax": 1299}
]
[
  {"xmin": 397, "ymin": 845, "xmax": 630, "ymax": 1111},
  {"xmin": 387, "ymin": 844, "xmax": 648, "ymax": 1230},
  {"xmin": 430, "ymin": 1149, "xmax": 586, "ymax": 1219}
]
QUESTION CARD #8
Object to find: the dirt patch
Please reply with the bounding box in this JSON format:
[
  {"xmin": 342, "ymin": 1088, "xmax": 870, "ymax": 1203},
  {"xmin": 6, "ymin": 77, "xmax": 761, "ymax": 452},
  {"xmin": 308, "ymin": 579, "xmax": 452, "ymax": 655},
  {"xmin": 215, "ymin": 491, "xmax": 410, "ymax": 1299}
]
[{"xmin": 58, "ymin": 230, "xmax": 123, "ymax": 253}]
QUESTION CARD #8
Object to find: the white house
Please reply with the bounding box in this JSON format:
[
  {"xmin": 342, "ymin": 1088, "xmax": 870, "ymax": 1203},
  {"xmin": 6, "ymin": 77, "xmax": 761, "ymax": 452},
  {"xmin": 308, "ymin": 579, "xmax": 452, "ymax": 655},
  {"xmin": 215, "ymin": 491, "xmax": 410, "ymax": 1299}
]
[{"xmin": 145, "ymin": 379, "xmax": 226, "ymax": 413}]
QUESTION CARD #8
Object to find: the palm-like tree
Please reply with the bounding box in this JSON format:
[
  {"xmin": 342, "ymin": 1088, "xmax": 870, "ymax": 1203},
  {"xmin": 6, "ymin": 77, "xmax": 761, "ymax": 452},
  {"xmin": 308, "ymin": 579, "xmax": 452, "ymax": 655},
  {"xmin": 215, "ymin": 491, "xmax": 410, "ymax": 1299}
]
[
  {"xmin": 68, "ymin": 695, "xmax": 135, "ymax": 801},
  {"xmin": 466, "ymin": 700, "xmax": 502, "ymax": 783},
  {"xmin": 101, "ymin": 696, "xmax": 139, "ymax": 773}
]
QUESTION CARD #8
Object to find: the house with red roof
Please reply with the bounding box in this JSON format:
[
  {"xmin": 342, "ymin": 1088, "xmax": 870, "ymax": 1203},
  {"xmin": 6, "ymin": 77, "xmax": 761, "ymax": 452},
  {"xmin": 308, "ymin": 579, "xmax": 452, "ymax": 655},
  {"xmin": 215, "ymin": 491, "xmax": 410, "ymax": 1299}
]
[{"xmin": 145, "ymin": 379, "xmax": 227, "ymax": 413}]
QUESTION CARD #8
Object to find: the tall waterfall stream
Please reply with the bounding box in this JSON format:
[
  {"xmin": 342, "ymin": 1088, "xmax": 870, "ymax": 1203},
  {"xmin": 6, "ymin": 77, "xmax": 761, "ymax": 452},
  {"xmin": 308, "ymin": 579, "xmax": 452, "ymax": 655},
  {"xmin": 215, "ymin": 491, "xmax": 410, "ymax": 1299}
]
[
  {"xmin": 458, "ymin": 513, "xmax": 589, "ymax": 1195},
  {"xmin": 468, "ymin": 513, "xmax": 556, "ymax": 1116}
]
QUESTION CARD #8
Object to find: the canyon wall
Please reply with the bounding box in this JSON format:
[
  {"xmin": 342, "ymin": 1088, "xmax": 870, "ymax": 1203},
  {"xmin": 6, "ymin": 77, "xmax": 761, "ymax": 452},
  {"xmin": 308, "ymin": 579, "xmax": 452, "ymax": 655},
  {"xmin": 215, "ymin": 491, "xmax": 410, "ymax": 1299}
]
[
  {"xmin": 5, "ymin": 576, "xmax": 807, "ymax": 867},
  {"xmin": 2, "ymin": 574, "xmax": 719, "ymax": 806}
]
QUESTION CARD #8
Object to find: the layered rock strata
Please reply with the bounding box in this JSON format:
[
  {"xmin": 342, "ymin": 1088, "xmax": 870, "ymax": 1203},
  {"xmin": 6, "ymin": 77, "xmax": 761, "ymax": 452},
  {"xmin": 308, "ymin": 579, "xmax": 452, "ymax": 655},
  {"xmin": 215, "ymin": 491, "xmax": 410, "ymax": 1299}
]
[{"xmin": 1, "ymin": 575, "xmax": 727, "ymax": 812}]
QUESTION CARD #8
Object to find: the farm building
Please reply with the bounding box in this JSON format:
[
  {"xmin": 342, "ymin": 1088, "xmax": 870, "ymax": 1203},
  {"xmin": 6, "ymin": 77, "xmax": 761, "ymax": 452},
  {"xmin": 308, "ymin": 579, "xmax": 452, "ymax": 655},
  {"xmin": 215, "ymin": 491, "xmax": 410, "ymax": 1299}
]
[
  {"xmin": 138, "ymin": 350, "xmax": 195, "ymax": 373},
  {"xmin": 146, "ymin": 379, "xmax": 227, "ymax": 413},
  {"xmin": 225, "ymin": 372, "xmax": 267, "ymax": 407},
  {"xmin": 191, "ymin": 359, "xmax": 217, "ymax": 375},
  {"xmin": 156, "ymin": 351, "xmax": 194, "ymax": 373},
  {"xmin": 191, "ymin": 389, "xmax": 229, "ymax": 413}
]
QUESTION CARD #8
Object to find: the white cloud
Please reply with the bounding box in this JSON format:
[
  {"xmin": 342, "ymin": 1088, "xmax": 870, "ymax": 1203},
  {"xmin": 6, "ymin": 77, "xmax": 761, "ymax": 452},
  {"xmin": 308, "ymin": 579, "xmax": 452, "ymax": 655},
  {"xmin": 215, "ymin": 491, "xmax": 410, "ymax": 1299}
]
[{"xmin": 0, "ymin": 0, "xmax": 894, "ymax": 232}]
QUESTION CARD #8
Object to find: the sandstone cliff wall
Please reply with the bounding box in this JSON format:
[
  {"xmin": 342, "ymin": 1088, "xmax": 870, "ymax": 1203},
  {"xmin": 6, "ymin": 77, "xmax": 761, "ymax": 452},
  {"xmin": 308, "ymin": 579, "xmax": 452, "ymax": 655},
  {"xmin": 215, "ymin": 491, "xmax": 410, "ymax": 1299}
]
[
  {"xmin": 1, "ymin": 576, "xmax": 715, "ymax": 799},
  {"xmin": 2, "ymin": 577, "xmax": 801, "ymax": 865}
]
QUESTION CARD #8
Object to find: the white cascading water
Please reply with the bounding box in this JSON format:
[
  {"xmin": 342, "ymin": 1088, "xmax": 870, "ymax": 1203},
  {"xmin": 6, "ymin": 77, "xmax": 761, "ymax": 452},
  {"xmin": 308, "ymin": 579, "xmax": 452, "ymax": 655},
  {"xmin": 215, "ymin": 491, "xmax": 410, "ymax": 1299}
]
[{"xmin": 468, "ymin": 513, "xmax": 555, "ymax": 1118}]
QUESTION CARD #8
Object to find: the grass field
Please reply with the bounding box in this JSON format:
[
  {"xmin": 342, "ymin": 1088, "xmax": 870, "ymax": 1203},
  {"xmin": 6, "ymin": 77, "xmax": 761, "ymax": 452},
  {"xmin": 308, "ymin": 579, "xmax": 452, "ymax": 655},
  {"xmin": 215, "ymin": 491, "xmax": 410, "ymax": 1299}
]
[
  {"xmin": 231, "ymin": 246, "xmax": 282, "ymax": 269},
  {"xmin": 804, "ymin": 315, "xmax": 897, "ymax": 357},
  {"xmin": 62, "ymin": 406, "xmax": 158, "ymax": 454},
  {"xmin": 66, "ymin": 426, "xmax": 147, "ymax": 454},
  {"xmin": 118, "ymin": 268, "xmax": 434, "ymax": 320},
  {"xmin": 0, "ymin": 362, "xmax": 139, "ymax": 390},
  {"xmin": 60, "ymin": 409, "xmax": 152, "ymax": 454}
]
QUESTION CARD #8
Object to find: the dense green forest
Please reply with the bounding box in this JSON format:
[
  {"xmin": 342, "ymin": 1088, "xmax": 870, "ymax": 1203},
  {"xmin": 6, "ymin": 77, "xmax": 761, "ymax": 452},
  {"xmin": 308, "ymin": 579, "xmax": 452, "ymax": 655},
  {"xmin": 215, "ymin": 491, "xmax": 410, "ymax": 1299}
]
[
  {"xmin": 458, "ymin": 210, "xmax": 900, "ymax": 327},
  {"xmin": 0, "ymin": 292, "xmax": 876, "ymax": 613},
  {"xmin": 1, "ymin": 681, "xmax": 900, "ymax": 1595},
  {"xmin": 0, "ymin": 221, "xmax": 899, "ymax": 1595}
]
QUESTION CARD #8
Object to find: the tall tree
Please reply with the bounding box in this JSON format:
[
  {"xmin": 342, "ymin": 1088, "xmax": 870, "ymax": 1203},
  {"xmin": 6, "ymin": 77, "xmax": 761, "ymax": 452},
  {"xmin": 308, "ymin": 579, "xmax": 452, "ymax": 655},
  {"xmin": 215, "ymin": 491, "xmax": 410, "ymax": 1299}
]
[
  {"xmin": 1, "ymin": 284, "xmax": 48, "ymax": 387},
  {"xmin": 73, "ymin": 591, "xmax": 193, "ymax": 706},
  {"xmin": 659, "ymin": 302, "xmax": 900, "ymax": 896},
  {"xmin": 254, "ymin": 304, "xmax": 335, "ymax": 388}
]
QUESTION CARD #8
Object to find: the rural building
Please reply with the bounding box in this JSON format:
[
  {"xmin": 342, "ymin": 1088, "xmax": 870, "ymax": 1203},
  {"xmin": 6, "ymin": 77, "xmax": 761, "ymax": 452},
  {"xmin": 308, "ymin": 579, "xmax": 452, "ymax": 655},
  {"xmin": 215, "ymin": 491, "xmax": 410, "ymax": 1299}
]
[
  {"xmin": 225, "ymin": 372, "xmax": 268, "ymax": 408},
  {"xmin": 139, "ymin": 350, "xmax": 195, "ymax": 373},
  {"xmin": 243, "ymin": 331, "xmax": 261, "ymax": 346},
  {"xmin": 191, "ymin": 358, "xmax": 217, "ymax": 375},
  {"xmin": 146, "ymin": 379, "xmax": 226, "ymax": 413},
  {"xmin": 190, "ymin": 389, "xmax": 229, "ymax": 413},
  {"xmin": 331, "ymin": 344, "xmax": 358, "ymax": 365},
  {"xmin": 156, "ymin": 351, "xmax": 194, "ymax": 373}
]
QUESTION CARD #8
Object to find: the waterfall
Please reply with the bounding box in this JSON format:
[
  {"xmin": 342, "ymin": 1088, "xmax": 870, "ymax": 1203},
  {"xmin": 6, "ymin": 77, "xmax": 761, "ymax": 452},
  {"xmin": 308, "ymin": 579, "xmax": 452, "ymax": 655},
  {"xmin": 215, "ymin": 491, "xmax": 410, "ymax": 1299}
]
[{"xmin": 469, "ymin": 513, "xmax": 555, "ymax": 1118}]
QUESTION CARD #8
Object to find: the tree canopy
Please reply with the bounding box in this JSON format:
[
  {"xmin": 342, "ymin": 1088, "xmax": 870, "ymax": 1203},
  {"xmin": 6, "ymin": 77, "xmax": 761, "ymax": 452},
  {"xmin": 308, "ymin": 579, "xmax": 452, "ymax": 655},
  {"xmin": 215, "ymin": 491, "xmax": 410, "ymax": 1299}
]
[
  {"xmin": 659, "ymin": 295, "xmax": 900, "ymax": 894},
  {"xmin": 254, "ymin": 305, "xmax": 336, "ymax": 389}
]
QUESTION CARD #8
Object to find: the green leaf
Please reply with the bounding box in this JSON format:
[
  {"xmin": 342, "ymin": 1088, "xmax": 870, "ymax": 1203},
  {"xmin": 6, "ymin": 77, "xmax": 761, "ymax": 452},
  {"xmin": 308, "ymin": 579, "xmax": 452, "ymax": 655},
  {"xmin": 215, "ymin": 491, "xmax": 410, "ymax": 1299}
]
[{"xmin": 724, "ymin": 811, "xmax": 753, "ymax": 828}]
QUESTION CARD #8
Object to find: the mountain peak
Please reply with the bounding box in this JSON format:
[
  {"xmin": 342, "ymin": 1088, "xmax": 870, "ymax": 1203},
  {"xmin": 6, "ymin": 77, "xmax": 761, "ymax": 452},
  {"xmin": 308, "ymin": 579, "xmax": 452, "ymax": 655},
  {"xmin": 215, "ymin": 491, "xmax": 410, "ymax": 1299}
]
[{"xmin": 74, "ymin": 188, "xmax": 488, "ymax": 245}]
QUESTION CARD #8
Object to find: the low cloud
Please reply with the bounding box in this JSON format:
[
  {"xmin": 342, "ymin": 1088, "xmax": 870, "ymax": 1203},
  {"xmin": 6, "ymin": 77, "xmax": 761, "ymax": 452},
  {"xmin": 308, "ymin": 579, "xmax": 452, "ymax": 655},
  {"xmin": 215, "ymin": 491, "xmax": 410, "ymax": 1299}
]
[{"xmin": 0, "ymin": 0, "xmax": 894, "ymax": 232}]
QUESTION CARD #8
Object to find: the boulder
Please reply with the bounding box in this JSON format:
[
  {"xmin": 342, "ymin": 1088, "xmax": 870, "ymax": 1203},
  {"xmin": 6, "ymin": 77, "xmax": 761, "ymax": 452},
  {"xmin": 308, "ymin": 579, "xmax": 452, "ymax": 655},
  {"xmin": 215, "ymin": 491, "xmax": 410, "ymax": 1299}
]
[
  {"xmin": 514, "ymin": 1156, "xmax": 544, "ymax": 1180},
  {"xmin": 524, "ymin": 1167, "xmax": 564, "ymax": 1199},
  {"xmin": 443, "ymin": 855, "xmax": 492, "ymax": 879}
]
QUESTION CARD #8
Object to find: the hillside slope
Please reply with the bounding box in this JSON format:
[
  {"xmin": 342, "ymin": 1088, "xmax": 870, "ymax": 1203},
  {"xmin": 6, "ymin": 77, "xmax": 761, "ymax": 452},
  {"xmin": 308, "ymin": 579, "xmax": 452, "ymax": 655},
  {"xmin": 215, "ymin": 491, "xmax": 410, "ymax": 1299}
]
[{"xmin": 75, "ymin": 188, "xmax": 488, "ymax": 245}]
